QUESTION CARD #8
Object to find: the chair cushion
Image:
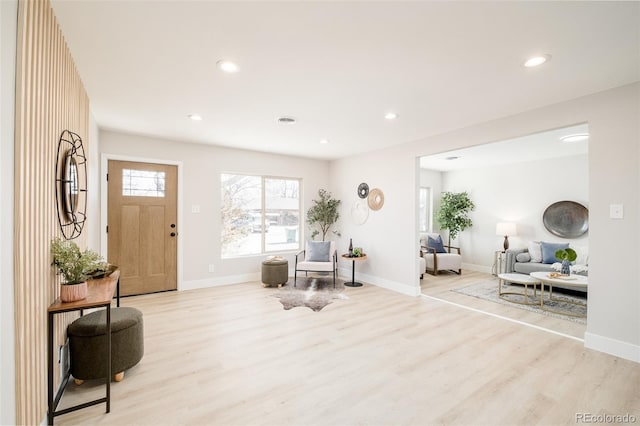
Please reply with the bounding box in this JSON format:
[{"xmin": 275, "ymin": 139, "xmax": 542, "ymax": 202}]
[
  {"xmin": 307, "ymin": 241, "xmax": 331, "ymax": 261},
  {"xmin": 297, "ymin": 261, "xmax": 335, "ymax": 272},
  {"xmin": 424, "ymin": 253, "xmax": 461, "ymax": 270},
  {"xmin": 427, "ymin": 235, "xmax": 447, "ymax": 253}
]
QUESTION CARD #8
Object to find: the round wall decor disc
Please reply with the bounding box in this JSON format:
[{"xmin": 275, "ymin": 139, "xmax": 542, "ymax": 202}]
[
  {"xmin": 542, "ymin": 200, "xmax": 589, "ymax": 238},
  {"xmin": 357, "ymin": 182, "xmax": 369, "ymax": 199},
  {"xmin": 367, "ymin": 188, "xmax": 384, "ymax": 211},
  {"xmin": 351, "ymin": 200, "xmax": 369, "ymax": 225}
]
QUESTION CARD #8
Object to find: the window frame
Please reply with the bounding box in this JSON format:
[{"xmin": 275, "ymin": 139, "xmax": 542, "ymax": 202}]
[{"xmin": 220, "ymin": 172, "xmax": 303, "ymax": 258}]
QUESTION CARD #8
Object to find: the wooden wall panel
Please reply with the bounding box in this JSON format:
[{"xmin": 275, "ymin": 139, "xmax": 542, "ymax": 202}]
[{"xmin": 14, "ymin": 0, "xmax": 89, "ymax": 424}]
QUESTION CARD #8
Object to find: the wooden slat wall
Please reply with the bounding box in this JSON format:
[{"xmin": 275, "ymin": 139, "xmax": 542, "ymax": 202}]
[{"xmin": 14, "ymin": 0, "xmax": 89, "ymax": 424}]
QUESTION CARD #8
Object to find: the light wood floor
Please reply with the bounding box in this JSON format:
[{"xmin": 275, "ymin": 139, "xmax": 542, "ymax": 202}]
[
  {"xmin": 57, "ymin": 277, "xmax": 639, "ymax": 425},
  {"xmin": 421, "ymin": 270, "xmax": 587, "ymax": 339}
]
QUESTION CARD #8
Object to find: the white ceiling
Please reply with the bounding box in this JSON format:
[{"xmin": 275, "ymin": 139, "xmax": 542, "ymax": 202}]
[
  {"xmin": 419, "ymin": 123, "xmax": 589, "ymax": 171},
  {"xmin": 51, "ymin": 1, "xmax": 640, "ymax": 161}
]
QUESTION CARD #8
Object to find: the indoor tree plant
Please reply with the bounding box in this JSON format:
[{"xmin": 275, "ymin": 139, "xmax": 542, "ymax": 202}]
[
  {"xmin": 51, "ymin": 237, "xmax": 108, "ymax": 302},
  {"xmin": 306, "ymin": 189, "xmax": 341, "ymax": 241},
  {"xmin": 435, "ymin": 191, "xmax": 475, "ymax": 250},
  {"xmin": 555, "ymin": 247, "xmax": 577, "ymax": 275}
]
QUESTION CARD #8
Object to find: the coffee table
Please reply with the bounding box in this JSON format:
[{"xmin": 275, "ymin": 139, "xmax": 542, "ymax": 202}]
[
  {"xmin": 529, "ymin": 272, "xmax": 588, "ymax": 317},
  {"xmin": 497, "ymin": 273, "xmax": 541, "ymax": 305}
]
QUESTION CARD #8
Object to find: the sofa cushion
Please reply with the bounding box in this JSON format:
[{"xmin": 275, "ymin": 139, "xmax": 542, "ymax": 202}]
[
  {"xmin": 540, "ymin": 241, "xmax": 569, "ymax": 264},
  {"xmin": 427, "ymin": 235, "xmax": 447, "ymax": 253},
  {"xmin": 528, "ymin": 241, "xmax": 542, "ymax": 263},
  {"xmin": 516, "ymin": 252, "xmax": 531, "ymax": 263},
  {"xmin": 514, "ymin": 262, "xmax": 556, "ymax": 275}
]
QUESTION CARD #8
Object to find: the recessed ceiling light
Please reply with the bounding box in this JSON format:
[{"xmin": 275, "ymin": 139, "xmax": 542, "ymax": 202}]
[
  {"xmin": 320, "ymin": 139, "xmax": 329, "ymax": 144},
  {"xmin": 445, "ymin": 156, "xmax": 460, "ymax": 161},
  {"xmin": 560, "ymin": 133, "xmax": 589, "ymax": 142},
  {"xmin": 384, "ymin": 112, "xmax": 398, "ymax": 120},
  {"xmin": 277, "ymin": 116, "xmax": 297, "ymax": 124},
  {"xmin": 188, "ymin": 114, "xmax": 202, "ymax": 121},
  {"xmin": 216, "ymin": 60, "xmax": 239, "ymax": 73},
  {"xmin": 524, "ymin": 54, "xmax": 551, "ymax": 68}
]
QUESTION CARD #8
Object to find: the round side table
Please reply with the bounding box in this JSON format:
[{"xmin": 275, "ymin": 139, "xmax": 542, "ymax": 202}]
[{"xmin": 341, "ymin": 254, "xmax": 367, "ymax": 287}]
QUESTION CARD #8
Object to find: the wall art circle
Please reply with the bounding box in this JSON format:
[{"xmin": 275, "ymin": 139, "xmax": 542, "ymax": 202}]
[
  {"xmin": 542, "ymin": 200, "xmax": 588, "ymax": 238},
  {"xmin": 357, "ymin": 182, "xmax": 369, "ymax": 199},
  {"xmin": 367, "ymin": 188, "xmax": 384, "ymax": 211}
]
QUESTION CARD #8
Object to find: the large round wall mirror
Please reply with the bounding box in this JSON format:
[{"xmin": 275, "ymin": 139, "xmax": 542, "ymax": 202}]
[
  {"xmin": 55, "ymin": 130, "xmax": 87, "ymax": 240},
  {"xmin": 64, "ymin": 153, "xmax": 79, "ymax": 219}
]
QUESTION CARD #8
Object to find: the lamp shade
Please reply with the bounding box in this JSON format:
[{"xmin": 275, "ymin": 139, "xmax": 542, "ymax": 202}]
[{"xmin": 496, "ymin": 222, "xmax": 517, "ymax": 236}]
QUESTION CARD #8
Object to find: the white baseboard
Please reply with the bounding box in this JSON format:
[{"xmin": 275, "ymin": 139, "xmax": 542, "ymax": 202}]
[
  {"xmin": 181, "ymin": 269, "xmax": 421, "ymax": 297},
  {"xmin": 584, "ymin": 332, "xmax": 640, "ymax": 363},
  {"xmin": 180, "ymin": 273, "xmax": 260, "ymax": 291},
  {"xmin": 338, "ymin": 267, "xmax": 421, "ymax": 297}
]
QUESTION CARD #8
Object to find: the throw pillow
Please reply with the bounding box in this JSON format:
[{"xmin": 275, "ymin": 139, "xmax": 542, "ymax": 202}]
[
  {"xmin": 540, "ymin": 241, "xmax": 569, "ymax": 264},
  {"xmin": 427, "ymin": 235, "xmax": 447, "ymax": 253},
  {"xmin": 528, "ymin": 241, "xmax": 542, "ymax": 263},
  {"xmin": 307, "ymin": 241, "xmax": 331, "ymax": 262},
  {"xmin": 516, "ymin": 252, "xmax": 531, "ymax": 263}
]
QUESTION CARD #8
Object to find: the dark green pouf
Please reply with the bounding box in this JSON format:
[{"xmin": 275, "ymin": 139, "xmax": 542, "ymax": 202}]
[
  {"xmin": 261, "ymin": 258, "xmax": 288, "ymax": 287},
  {"xmin": 68, "ymin": 307, "xmax": 144, "ymax": 382}
]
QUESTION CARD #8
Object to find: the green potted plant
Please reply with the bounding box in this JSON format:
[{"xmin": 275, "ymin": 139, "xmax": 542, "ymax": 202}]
[
  {"xmin": 306, "ymin": 189, "xmax": 341, "ymax": 241},
  {"xmin": 51, "ymin": 238, "xmax": 108, "ymax": 302},
  {"xmin": 555, "ymin": 247, "xmax": 577, "ymax": 275},
  {"xmin": 435, "ymin": 191, "xmax": 475, "ymax": 250}
]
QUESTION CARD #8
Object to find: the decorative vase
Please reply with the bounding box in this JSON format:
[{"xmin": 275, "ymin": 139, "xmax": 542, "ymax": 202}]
[
  {"xmin": 560, "ymin": 260, "xmax": 571, "ymax": 276},
  {"xmin": 60, "ymin": 281, "xmax": 88, "ymax": 302}
]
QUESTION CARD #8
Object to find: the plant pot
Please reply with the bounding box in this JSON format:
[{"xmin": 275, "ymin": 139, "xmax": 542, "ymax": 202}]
[
  {"xmin": 60, "ymin": 281, "xmax": 88, "ymax": 302},
  {"xmin": 560, "ymin": 260, "xmax": 571, "ymax": 276}
]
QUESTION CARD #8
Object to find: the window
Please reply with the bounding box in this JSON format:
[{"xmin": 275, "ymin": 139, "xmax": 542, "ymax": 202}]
[
  {"xmin": 122, "ymin": 169, "xmax": 165, "ymax": 197},
  {"xmin": 419, "ymin": 187, "xmax": 432, "ymax": 232},
  {"xmin": 221, "ymin": 174, "xmax": 301, "ymax": 258}
]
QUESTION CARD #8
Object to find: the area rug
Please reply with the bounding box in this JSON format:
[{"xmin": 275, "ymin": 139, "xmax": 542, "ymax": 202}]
[
  {"xmin": 452, "ymin": 280, "xmax": 587, "ymax": 324},
  {"xmin": 272, "ymin": 277, "xmax": 348, "ymax": 312}
]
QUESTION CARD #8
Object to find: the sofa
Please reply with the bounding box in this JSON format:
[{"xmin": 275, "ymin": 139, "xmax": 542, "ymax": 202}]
[{"xmin": 505, "ymin": 241, "xmax": 588, "ymax": 293}]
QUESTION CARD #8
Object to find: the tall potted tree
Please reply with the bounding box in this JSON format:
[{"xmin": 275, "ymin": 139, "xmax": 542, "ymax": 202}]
[
  {"xmin": 435, "ymin": 191, "xmax": 475, "ymax": 250},
  {"xmin": 306, "ymin": 189, "xmax": 341, "ymax": 241}
]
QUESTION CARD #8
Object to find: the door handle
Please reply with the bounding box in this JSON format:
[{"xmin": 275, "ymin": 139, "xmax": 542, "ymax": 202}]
[{"xmin": 170, "ymin": 232, "xmax": 176, "ymax": 237}]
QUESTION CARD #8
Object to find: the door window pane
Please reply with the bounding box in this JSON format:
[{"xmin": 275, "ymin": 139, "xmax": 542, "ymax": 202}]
[{"xmin": 122, "ymin": 169, "xmax": 165, "ymax": 197}]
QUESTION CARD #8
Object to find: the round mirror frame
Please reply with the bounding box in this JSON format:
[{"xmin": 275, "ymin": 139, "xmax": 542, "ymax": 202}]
[{"xmin": 55, "ymin": 130, "xmax": 87, "ymax": 240}]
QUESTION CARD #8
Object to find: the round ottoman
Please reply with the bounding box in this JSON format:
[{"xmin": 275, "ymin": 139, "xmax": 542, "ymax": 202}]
[
  {"xmin": 68, "ymin": 307, "xmax": 144, "ymax": 383},
  {"xmin": 261, "ymin": 257, "xmax": 288, "ymax": 287}
]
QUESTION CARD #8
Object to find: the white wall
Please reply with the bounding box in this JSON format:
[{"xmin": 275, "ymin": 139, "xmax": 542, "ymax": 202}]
[
  {"xmin": 0, "ymin": 0, "xmax": 17, "ymax": 423},
  {"xmin": 99, "ymin": 130, "xmax": 330, "ymax": 289},
  {"xmin": 330, "ymin": 82, "xmax": 639, "ymax": 362},
  {"xmin": 87, "ymin": 112, "xmax": 101, "ymax": 251},
  {"xmin": 437, "ymin": 154, "xmax": 589, "ymax": 272},
  {"xmin": 419, "ymin": 168, "xmax": 442, "ymax": 233}
]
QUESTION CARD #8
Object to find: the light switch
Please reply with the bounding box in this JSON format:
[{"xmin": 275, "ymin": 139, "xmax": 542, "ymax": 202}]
[
  {"xmin": 191, "ymin": 205, "xmax": 201, "ymax": 214},
  {"xmin": 609, "ymin": 204, "xmax": 623, "ymax": 219}
]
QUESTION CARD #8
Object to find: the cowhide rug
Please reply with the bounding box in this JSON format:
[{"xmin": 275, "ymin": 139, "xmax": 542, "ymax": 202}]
[{"xmin": 272, "ymin": 277, "xmax": 348, "ymax": 311}]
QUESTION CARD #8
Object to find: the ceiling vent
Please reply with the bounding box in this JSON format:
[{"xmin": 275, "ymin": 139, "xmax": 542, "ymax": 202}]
[{"xmin": 277, "ymin": 116, "xmax": 297, "ymax": 124}]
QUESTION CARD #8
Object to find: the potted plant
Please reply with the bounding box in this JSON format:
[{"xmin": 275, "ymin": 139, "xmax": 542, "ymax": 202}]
[
  {"xmin": 306, "ymin": 189, "xmax": 341, "ymax": 241},
  {"xmin": 51, "ymin": 237, "xmax": 108, "ymax": 302},
  {"xmin": 555, "ymin": 247, "xmax": 577, "ymax": 275},
  {"xmin": 435, "ymin": 191, "xmax": 475, "ymax": 250}
]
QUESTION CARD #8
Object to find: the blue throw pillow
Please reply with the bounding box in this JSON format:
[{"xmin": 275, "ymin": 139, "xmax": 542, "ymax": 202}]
[
  {"xmin": 540, "ymin": 241, "xmax": 569, "ymax": 264},
  {"xmin": 427, "ymin": 235, "xmax": 447, "ymax": 253},
  {"xmin": 307, "ymin": 241, "xmax": 331, "ymax": 262}
]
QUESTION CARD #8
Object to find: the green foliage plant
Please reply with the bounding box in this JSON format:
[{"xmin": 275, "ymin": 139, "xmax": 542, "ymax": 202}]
[
  {"xmin": 50, "ymin": 237, "xmax": 107, "ymax": 284},
  {"xmin": 435, "ymin": 191, "xmax": 475, "ymax": 249},
  {"xmin": 555, "ymin": 247, "xmax": 577, "ymax": 262},
  {"xmin": 306, "ymin": 189, "xmax": 341, "ymax": 241}
]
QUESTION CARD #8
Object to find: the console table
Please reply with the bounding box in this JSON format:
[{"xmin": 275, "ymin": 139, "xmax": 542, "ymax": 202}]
[{"xmin": 47, "ymin": 270, "xmax": 120, "ymax": 425}]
